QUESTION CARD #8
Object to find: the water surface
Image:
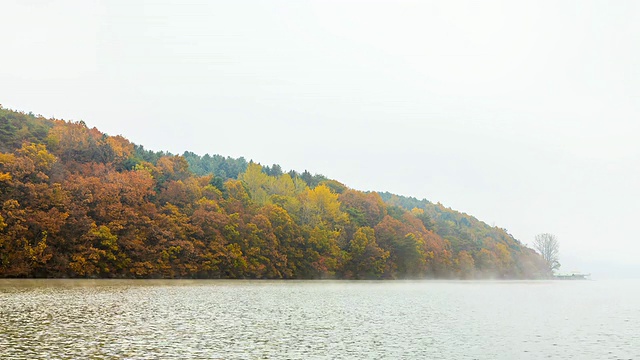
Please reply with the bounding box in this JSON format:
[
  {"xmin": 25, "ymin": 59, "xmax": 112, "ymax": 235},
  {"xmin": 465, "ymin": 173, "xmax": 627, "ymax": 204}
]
[{"xmin": 1, "ymin": 279, "xmax": 638, "ymax": 359}]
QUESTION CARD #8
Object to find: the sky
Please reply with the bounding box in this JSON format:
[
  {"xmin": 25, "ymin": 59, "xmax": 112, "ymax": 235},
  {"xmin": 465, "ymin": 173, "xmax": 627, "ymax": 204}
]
[{"xmin": 1, "ymin": 0, "xmax": 639, "ymax": 277}]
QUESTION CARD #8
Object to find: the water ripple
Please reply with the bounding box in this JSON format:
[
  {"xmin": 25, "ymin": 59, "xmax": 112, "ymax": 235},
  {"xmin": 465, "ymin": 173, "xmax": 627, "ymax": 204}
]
[{"xmin": 0, "ymin": 279, "xmax": 638, "ymax": 359}]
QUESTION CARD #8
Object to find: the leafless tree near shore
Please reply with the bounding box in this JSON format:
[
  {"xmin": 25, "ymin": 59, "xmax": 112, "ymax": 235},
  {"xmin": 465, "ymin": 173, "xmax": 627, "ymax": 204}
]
[{"xmin": 533, "ymin": 233, "xmax": 560, "ymax": 271}]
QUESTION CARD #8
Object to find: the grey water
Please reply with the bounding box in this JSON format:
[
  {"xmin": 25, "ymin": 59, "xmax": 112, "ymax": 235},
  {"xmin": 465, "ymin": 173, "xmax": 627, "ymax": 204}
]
[{"xmin": 0, "ymin": 279, "xmax": 638, "ymax": 359}]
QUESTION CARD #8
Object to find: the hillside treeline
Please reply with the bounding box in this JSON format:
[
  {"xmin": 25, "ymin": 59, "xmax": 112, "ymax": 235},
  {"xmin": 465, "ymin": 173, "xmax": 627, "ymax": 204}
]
[{"xmin": 0, "ymin": 107, "xmax": 548, "ymax": 278}]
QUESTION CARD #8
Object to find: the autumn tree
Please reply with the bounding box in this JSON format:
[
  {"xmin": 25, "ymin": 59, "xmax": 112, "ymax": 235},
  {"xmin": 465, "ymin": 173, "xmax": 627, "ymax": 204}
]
[
  {"xmin": 239, "ymin": 162, "xmax": 270, "ymax": 205},
  {"xmin": 259, "ymin": 204, "xmax": 303, "ymax": 278},
  {"xmin": 298, "ymin": 184, "xmax": 348, "ymax": 227},
  {"xmin": 455, "ymin": 251, "xmax": 475, "ymax": 279},
  {"xmin": 345, "ymin": 227, "xmax": 389, "ymax": 279},
  {"xmin": 339, "ymin": 190, "xmax": 387, "ymax": 228}
]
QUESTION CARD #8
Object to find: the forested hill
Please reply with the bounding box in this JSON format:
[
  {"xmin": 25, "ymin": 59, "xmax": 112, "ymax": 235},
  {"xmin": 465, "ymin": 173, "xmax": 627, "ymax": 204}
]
[
  {"xmin": 377, "ymin": 192, "xmax": 523, "ymax": 259},
  {"xmin": 0, "ymin": 106, "xmax": 548, "ymax": 279}
]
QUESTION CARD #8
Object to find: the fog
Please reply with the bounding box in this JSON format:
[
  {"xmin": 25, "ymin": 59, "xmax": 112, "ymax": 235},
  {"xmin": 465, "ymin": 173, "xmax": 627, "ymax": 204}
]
[{"xmin": 1, "ymin": 0, "xmax": 639, "ymax": 277}]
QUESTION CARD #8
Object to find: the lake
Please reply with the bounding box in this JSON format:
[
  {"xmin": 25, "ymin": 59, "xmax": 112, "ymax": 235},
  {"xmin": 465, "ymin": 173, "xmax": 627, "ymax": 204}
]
[{"xmin": 0, "ymin": 279, "xmax": 638, "ymax": 359}]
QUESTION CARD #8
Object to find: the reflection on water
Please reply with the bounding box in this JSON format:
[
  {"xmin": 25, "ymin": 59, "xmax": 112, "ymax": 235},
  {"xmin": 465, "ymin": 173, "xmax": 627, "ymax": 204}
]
[{"xmin": 1, "ymin": 279, "xmax": 638, "ymax": 359}]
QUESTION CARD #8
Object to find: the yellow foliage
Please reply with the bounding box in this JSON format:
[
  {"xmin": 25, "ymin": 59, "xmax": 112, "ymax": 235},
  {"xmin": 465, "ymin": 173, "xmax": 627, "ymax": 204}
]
[
  {"xmin": 46, "ymin": 121, "xmax": 90, "ymax": 153},
  {"xmin": 349, "ymin": 227, "xmax": 373, "ymax": 255},
  {"xmin": 268, "ymin": 173, "xmax": 296, "ymax": 197},
  {"xmin": 17, "ymin": 143, "xmax": 56, "ymax": 171},
  {"xmin": 239, "ymin": 163, "xmax": 270, "ymax": 204},
  {"xmin": 134, "ymin": 161, "xmax": 156, "ymax": 176},
  {"xmin": 293, "ymin": 177, "xmax": 308, "ymax": 194},
  {"xmin": 494, "ymin": 243, "xmax": 513, "ymax": 268},
  {"xmin": 106, "ymin": 135, "xmax": 134, "ymax": 159},
  {"xmin": 0, "ymin": 153, "xmax": 16, "ymax": 166},
  {"xmin": 300, "ymin": 184, "xmax": 349, "ymax": 226}
]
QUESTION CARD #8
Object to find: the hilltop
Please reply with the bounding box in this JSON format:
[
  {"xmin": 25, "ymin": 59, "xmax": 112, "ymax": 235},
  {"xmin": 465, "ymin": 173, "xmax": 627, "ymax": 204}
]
[{"xmin": 0, "ymin": 106, "xmax": 548, "ymax": 278}]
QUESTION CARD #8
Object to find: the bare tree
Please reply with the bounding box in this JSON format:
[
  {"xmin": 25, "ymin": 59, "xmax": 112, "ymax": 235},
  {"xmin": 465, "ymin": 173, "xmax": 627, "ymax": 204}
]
[{"xmin": 533, "ymin": 233, "xmax": 560, "ymax": 271}]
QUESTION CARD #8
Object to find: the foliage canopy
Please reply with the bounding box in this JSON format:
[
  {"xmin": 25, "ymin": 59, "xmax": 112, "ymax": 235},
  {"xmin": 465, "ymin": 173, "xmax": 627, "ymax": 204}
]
[{"xmin": 0, "ymin": 106, "xmax": 548, "ymax": 279}]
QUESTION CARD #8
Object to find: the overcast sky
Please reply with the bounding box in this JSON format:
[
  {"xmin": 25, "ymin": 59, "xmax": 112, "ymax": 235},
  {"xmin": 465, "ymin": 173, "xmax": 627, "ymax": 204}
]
[{"xmin": 2, "ymin": 0, "xmax": 639, "ymax": 277}]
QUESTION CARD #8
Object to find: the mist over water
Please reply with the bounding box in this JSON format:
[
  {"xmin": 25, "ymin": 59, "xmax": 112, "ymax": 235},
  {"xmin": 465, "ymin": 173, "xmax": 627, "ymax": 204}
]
[{"xmin": 1, "ymin": 279, "xmax": 638, "ymax": 359}]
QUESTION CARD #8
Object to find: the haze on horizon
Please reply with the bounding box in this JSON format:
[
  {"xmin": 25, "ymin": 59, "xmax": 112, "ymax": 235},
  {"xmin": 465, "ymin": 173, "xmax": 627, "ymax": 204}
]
[{"xmin": 1, "ymin": 0, "xmax": 639, "ymax": 278}]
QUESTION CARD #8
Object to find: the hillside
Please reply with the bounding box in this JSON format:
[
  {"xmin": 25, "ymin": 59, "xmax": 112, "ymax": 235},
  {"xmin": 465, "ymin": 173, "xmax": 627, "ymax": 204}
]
[{"xmin": 0, "ymin": 106, "xmax": 548, "ymax": 279}]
